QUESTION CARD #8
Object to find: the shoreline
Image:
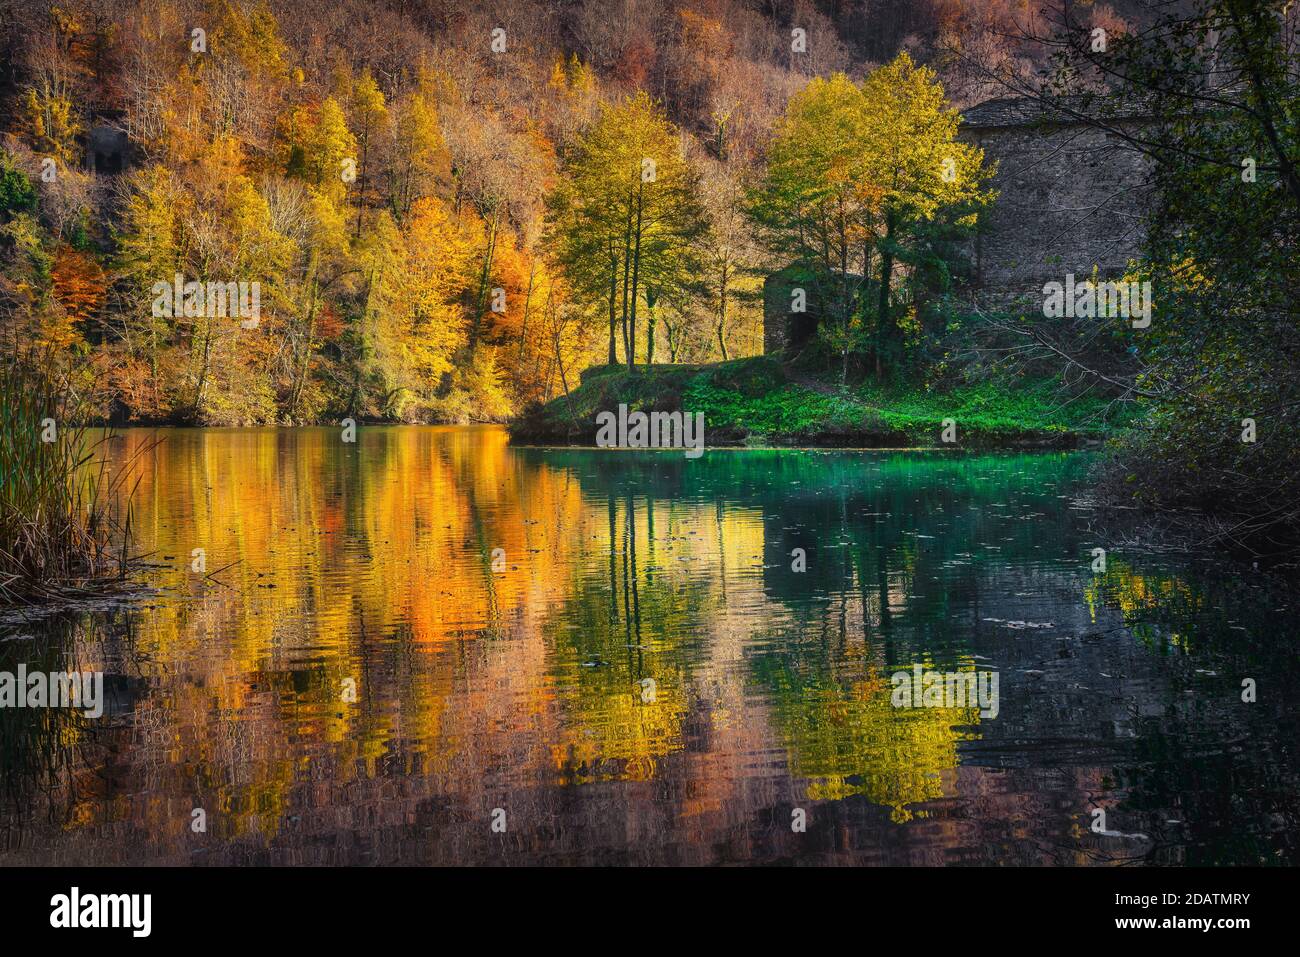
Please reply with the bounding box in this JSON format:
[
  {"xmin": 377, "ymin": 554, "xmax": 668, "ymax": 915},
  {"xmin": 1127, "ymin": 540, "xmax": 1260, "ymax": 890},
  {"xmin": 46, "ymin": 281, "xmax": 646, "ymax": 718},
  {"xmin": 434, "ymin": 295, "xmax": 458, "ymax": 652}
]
[
  {"xmin": 507, "ymin": 435, "xmax": 1104, "ymax": 452},
  {"xmin": 507, "ymin": 356, "xmax": 1125, "ymax": 452},
  {"xmin": 84, "ymin": 420, "xmax": 1105, "ymax": 452}
]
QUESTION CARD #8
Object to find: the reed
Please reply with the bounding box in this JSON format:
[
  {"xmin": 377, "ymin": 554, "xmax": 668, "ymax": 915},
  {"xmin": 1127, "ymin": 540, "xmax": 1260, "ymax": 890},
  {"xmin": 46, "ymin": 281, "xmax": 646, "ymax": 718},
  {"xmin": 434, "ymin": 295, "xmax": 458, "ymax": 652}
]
[{"xmin": 0, "ymin": 352, "xmax": 140, "ymax": 604}]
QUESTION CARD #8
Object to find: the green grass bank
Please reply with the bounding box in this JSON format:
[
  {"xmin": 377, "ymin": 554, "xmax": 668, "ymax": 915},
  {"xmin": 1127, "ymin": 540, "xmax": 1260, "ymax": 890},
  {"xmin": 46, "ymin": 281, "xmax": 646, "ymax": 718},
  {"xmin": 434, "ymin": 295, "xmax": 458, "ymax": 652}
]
[{"xmin": 509, "ymin": 356, "xmax": 1131, "ymax": 449}]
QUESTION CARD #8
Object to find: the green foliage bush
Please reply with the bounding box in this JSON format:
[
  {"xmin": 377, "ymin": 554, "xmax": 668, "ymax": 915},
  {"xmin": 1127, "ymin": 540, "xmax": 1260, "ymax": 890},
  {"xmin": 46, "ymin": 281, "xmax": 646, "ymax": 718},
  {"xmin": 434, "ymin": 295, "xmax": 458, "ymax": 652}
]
[{"xmin": 0, "ymin": 153, "xmax": 37, "ymax": 219}]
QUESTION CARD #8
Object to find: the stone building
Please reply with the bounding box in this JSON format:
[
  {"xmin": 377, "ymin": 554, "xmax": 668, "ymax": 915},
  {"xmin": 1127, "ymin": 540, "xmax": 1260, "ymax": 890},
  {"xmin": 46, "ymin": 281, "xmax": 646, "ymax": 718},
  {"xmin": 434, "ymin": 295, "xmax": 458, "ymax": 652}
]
[
  {"xmin": 763, "ymin": 95, "xmax": 1153, "ymax": 353},
  {"xmin": 762, "ymin": 264, "xmax": 868, "ymax": 356},
  {"xmin": 958, "ymin": 96, "xmax": 1151, "ymax": 309},
  {"xmin": 86, "ymin": 117, "xmax": 131, "ymax": 174},
  {"xmin": 87, "ymin": 125, "xmax": 129, "ymax": 174}
]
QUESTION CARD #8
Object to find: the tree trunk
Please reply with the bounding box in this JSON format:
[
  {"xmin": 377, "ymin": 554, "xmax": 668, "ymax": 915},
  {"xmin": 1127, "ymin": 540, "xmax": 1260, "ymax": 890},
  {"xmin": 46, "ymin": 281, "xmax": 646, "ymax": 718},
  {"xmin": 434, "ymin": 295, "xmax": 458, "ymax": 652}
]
[
  {"xmin": 621, "ymin": 181, "xmax": 634, "ymax": 366},
  {"xmin": 607, "ymin": 253, "xmax": 618, "ymax": 365},
  {"xmin": 644, "ymin": 287, "xmax": 658, "ymax": 365},
  {"xmin": 287, "ymin": 251, "xmax": 321, "ymax": 421},
  {"xmin": 468, "ymin": 205, "xmax": 499, "ymax": 359},
  {"xmin": 716, "ymin": 262, "xmax": 730, "ymax": 361},
  {"xmin": 517, "ymin": 257, "xmax": 536, "ymax": 366},
  {"xmin": 192, "ymin": 314, "xmax": 212, "ymax": 420},
  {"xmin": 875, "ymin": 212, "xmax": 896, "ymax": 381},
  {"xmin": 354, "ymin": 120, "xmax": 369, "ymax": 239},
  {"xmin": 628, "ymin": 179, "xmax": 644, "ymax": 370}
]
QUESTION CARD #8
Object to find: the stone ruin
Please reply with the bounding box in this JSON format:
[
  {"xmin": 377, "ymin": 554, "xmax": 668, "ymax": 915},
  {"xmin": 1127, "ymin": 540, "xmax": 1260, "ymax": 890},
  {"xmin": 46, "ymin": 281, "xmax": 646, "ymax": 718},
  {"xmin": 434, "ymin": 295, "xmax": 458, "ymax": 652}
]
[{"xmin": 764, "ymin": 95, "xmax": 1153, "ymax": 355}]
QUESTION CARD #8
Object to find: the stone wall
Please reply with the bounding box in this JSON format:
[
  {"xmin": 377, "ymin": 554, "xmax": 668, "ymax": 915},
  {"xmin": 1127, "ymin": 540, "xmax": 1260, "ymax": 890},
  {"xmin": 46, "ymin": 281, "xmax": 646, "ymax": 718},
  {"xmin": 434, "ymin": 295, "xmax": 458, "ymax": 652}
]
[
  {"xmin": 956, "ymin": 97, "xmax": 1152, "ymax": 311},
  {"xmin": 762, "ymin": 264, "xmax": 838, "ymax": 356}
]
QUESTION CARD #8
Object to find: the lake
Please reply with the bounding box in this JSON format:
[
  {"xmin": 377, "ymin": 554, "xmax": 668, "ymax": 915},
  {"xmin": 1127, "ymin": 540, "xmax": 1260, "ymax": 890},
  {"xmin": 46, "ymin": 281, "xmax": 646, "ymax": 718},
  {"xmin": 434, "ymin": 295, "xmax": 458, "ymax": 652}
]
[{"xmin": 2, "ymin": 425, "xmax": 1296, "ymax": 865}]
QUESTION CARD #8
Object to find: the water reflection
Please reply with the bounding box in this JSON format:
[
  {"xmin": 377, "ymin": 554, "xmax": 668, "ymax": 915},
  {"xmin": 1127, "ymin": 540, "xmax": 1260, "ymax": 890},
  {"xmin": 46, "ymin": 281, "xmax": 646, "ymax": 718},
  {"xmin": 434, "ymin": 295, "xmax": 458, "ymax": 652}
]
[{"xmin": 1, "ymin": 426, "xmax": 1296, "ymax": 865}]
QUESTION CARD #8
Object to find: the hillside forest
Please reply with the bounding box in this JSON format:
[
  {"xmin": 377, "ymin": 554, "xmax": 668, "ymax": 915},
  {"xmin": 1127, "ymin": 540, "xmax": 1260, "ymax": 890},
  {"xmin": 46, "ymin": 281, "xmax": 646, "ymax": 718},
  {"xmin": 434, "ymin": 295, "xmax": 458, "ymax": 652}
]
[{"xmin": 0, "ymin": 0, "xmax": 1126, "ymax": 425}]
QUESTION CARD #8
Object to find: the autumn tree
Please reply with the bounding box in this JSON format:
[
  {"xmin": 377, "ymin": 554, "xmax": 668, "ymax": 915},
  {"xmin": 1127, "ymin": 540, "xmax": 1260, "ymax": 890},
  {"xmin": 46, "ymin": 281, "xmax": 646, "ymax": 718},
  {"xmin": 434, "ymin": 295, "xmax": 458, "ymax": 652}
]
[
  {"xmin": 858, "ymin": 53, "xmax": 992, "ymax": 372},
  {"xmin": 0, "ymin": 0, "xmax": 1029, "ymax": 422},
  {"xmin": 750, "ymin": 56, "xmax": 992, "ymax": 380},
  {"xmin": 546, "ymin": 91, "xmax": 707, "ymax": 368},
  {"xmin": 748, "ymin": 72, "xmax": 878, "ymax": 379},
  {"xmin": 387, "ymin": 91, "xmax": 448, "ymax": 223},
  {"xmin": 281, "ymin": 96, "xmax": 356, "ymax": 207},
  {"xmin": 113, "ymin": 163, "xmax": 185, "ymax": 418},
  {"xmin": 697, "ymin": 154, "xmax": 765, "ymax": 361},
  {"xmin": 346, "ymin": 69, "xmax": 387, "ymax": 238}
]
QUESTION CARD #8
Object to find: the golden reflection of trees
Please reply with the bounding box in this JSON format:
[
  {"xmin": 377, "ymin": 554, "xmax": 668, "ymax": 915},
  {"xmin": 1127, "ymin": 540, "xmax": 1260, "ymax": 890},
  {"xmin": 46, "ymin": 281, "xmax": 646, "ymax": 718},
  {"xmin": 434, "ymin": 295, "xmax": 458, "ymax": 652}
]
[
  {"xmin": 540, "ymin": 491, "xmax": 772, "ymax": 782},
  {"xmin": 20, "ymin": 430, "xmax": 1018, "ymax": 855},
  {"xmin": 83, "ymin": 428, "xmax": 793, "ymax": 847},
  {"xmin": 81, "ymin": 427, "xmax": 609, "ymax": 844},
  {"xmin": 1084, "ymin": 559, "xmax": 1200, "ymax": 651},
  {"xmin": 768, "ymin": 662, "xmax": 980, "ymax": 822}
]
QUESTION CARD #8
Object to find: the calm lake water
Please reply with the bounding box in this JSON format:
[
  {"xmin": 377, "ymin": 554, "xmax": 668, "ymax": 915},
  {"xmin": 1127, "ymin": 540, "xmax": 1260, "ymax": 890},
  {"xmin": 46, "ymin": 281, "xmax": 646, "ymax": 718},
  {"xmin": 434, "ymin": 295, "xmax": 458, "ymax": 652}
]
[{"xmin": 2, "ymin": 425, "xmax": 1297, "ymax": 865}]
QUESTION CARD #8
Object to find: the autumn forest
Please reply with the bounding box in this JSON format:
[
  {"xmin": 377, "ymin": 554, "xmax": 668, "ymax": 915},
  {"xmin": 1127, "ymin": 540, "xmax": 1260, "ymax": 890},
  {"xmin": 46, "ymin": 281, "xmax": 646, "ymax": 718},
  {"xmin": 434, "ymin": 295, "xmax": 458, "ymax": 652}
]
[{"xmin": 0, "ymin": 0, "xmax": 1119, "ymax": 426}]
